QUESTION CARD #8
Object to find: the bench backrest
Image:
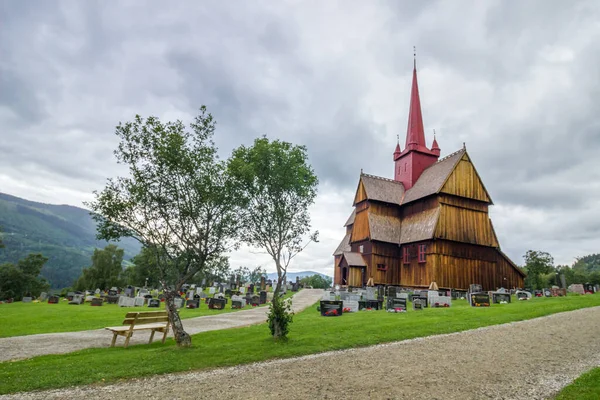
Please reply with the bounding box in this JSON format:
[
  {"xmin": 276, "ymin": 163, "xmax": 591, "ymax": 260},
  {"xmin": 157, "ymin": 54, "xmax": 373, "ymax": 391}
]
[{"xmin": 122, "ymin": 311, "xmax": 169, "ymax": 326}]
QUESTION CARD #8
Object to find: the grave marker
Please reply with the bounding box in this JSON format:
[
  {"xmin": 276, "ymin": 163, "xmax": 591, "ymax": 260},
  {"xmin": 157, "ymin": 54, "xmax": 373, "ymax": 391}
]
[
  {"xmin": 491, "ymin": 292, "xmax": 511, "ymax": 304},
  {"xmin": 387, "ymin": 297, "xmax": 407, "ymax": 311},
  {"xmin": 39, "ymin": 292, "xmax": 48, "ymax": 302},
  {"xmin": 22, "ymin": 297, "xmax": 32, "ymax": 303},
  {"xmin": 48, "ymin": 295, "xmax": 59, "ymax": 304},
  {"xmin": 413, "ymin": 298, "xmax": 425, "ymax": 310},
  {"xmin": 186, "ymin": 299, "xmax": 200, "ymax": 309},
  {"xmin": 259, "ymin": 291, "xmax": 267, "ymax": 305},
  {"xmin": 91, "ymin": 298, "xmax": 103, "ymax": 306},
  {"xmin": 320, "ymin": 300, "xmax": 343, "ymax": 316},
  {"xmin": 469, "ymin": 292, "xmax": 490, "ymax": 307},
  {"xmin": 208, "ymin": 298, "xmax": 226, "ymax": 310},
  {"xmin": 515, "ymin": 291, "xmax": 532, "ymax": 301},
  {"xmin": 148, "ymin": 299, "xmax": 160, "ymax": 308}
]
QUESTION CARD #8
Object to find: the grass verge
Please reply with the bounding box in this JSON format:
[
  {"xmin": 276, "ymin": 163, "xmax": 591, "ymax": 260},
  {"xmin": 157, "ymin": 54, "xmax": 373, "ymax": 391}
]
[
  {"xmin": 0, "ymin": 291, "xmax": 294, "ymax": 338},
  {"xmin": 0, "ymin": 294, "xmax": 599, "ymax": 394},
  {"xmin": 555, "ymin": 367, "xmax": 600, "ymax": 400}
]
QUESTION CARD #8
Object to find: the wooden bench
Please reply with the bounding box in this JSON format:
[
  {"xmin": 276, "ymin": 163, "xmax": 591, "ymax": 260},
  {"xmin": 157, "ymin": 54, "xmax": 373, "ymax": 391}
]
[{"xmin": 105, "ymin": 311, "xmax": 170, "ymax": 348}]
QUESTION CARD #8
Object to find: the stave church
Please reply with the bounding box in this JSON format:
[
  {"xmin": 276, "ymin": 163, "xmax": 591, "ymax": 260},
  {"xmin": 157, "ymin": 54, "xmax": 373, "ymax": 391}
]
[{"xmin": 333, "ymin": 61, "xmax": 525, "ymax": 291}]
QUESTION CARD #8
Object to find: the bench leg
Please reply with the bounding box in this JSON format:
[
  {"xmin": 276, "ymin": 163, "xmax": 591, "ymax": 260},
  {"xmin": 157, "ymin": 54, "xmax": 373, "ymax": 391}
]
[
  {"xmin": 111, "ymin": 332, "xmax": 118, "ymax": 347},
  {"xmin": 161, "ymin": 324, "xmax": 169, "ymax": 344},
  {"xmin": 124, "ymin": 332, "xmax": 132, "ymax": 348},
  {"xmin": 149, "ymin": 330, "xmax": 156, "ymax": 344}
]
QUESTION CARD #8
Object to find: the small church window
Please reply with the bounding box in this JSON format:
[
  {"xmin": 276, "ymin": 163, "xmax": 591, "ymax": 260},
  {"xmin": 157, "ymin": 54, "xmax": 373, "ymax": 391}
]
[
  {"xmin": 418, "ymin": 244, "xmax": 426, "ymax": 263},
  {"xmin": 377, "ymin": 264, "xmax": 387, "ymax": 271},
  {"xmin": 359, "ymin": 245, "xmax": 364, "ymax": 253},
  {"xmin": 403, "ymin": 247, "xmax": 409, "ymax": 264}
]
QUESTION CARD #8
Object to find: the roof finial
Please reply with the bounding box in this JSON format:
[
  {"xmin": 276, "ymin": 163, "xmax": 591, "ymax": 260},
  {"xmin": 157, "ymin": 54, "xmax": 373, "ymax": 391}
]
[
  {"xmin": 360, "ymin": 168, "xmax": 363, "ymax": 174},
  {"xmin": 433, "ymin": 129, "xmax": 436, "ymax": 138},
  {"xmin": 396, "ymin": 134, "xmax": 399, "ymax": 144},
  {"xmin": 413, "ymin": 45, "xmax": 416, "ymax": 68},
  {"xmin": 463, "ymin": 142, "xmax": 466, "ymax": 150}
]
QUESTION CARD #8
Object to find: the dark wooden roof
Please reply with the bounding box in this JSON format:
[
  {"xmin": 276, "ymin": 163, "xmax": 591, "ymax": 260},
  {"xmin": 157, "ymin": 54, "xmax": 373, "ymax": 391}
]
[
  {"xmin": 402, "ymin": 149, "xmax": 465, "ymax": 204},
  {"xmin": 359, "ymin": 174, "xmax": 405, "ymax": 205},
  {"xmin": 344, "ymin": 210, "xmax": 355, "ymax": 227},
  {"xmin": 368, "ymin": 213, "xmax": 402, "ymax": 244},
  {"xmin": 399, "ymin": 207, "xmax": 440, "ymax": 244},
  {"xmin": 333, "ymin": 233, "xmax": 351, "ymax": 256},
  {"xmin": 342, "ymin": 252, "xmax": 367, "ymax": 267}
]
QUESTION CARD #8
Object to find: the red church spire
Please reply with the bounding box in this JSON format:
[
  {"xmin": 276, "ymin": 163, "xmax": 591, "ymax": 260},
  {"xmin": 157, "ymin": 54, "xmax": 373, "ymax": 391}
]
[
  {"xmin": 405, "ymin": 62, "xmax": 426, "ymax": 150},
  {"xmin": 431, "ymin": 130, "xmax": 440, "ymax": 156}
]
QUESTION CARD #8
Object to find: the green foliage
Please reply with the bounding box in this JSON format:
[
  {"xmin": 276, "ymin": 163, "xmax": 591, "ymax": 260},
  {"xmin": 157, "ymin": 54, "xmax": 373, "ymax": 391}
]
[
  {"xmin": 228, "ymin": 137, "xmax": 318, "ymax": 338},
  {"xmin": 300, "ymin": 274, "xmax": 332, "ymax": 289},
  {"xmin": 556, "ymin": 367, "xmax": 600, "ymax": 400},
  {"xmin": 523, "ymin": 250, "xmax": 554, "ymax": 289},
  {"xmin": 87, "ymin": 107, "xmax": 241, "ymax": 346},
  {"xmin": 2, "ymin": 294, "xmax": 600, "ymax": 394},
  {"xmin": 232, "ymin": 266, "xmax": 267, "ymax": 284},
  {"xmin": 73, "ymin": 245, "xmax": 125, "ymax": 291},
  {"xmin": 0, "ymin": 193, "xmax": 140, "ymax": 288},
  {"xmin": 572, "ymin": 254, "xmax": 600, "ymax": 274},
  {"xmin": 267, "ymin": 296, "xmax": 294, "ymax": 340},
  {"xmin": 0, "ymin": 225, "xmax": 4, "ymax": 248},
  {"xmin": 0, "ymin": 253, "xmax": 50, "ymax": 300}
]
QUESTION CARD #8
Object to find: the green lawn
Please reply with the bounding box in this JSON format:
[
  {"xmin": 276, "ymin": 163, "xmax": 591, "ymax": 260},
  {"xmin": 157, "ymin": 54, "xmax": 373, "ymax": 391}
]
[
  {"xmin": 1, "ymin": 294, "xmax": 599, "ymax": 394},
  {"xmin": 0, "ymin": 292, "xmax": 293, "ymax": 338},
  {"xmin": 555, "ymin": 367, "xmax": 600, "ymax": 400}
]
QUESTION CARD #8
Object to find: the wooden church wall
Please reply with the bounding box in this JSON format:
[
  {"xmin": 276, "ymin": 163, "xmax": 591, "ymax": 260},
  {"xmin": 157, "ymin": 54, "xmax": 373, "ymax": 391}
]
[
  {"xmin": 351, "ymin": 206, "xmax": 370, "ymax": 243},
  {"xmin": 440, "ymin": 155, "xmax": 490, "ymax": 203},
  {"xmin": 438, "ymin": 193, "xmax": 488, "ymax": 212},
  {"xmin": 371, "ymin": 242, "xmax": 401, "ymax": 285},
  {"xmin": 399, "ymin": 241, "xmax": 434, "ymax": 287},
  {"xmin": 435, "ymin": 204, "xmax": 499, "ymax": 247},
  {"xmin": 333, "ymin": 255, "xmax": 341, "ymax": 285}
]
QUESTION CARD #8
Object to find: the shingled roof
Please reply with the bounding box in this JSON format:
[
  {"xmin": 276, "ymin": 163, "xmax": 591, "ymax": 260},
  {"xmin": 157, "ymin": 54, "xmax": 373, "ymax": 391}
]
[
  {"xmin": 344, "ymin": 210, "xmax": 355, "ymax": 227},
  {"xmin": 399, "ymin": 207, "xmax": 440, "ymax": 244},
  {"xmin": 333, "ymin": 233, "xmax": 351, "ymax": 256},
  {"xmin": 402, "ymin": 149, "xmax": 465, "ymax": 204},
  {"xmin": 359, "ymin": 174, "xmax": 405, "ymax": 205},
  {"xmin": 368, "ymin": 213, "xmax": 402, "ymax": 244},
  {"xmin": 342, "ymin": 252, "xmax": 367, "ymax": 267}
]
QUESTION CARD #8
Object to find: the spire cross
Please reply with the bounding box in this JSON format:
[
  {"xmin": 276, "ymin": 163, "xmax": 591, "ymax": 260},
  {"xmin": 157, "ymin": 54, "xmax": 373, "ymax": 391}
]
[
  {"xmin": 413, "ymin": 46, "xmax": 416, "ymax": 68},
  {"xmin": 397, "ymin": 134, "xmax": 399, "ymax": 143}
]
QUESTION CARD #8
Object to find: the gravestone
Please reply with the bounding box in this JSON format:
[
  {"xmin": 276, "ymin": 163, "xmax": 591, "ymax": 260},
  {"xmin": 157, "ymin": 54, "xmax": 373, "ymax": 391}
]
[
  {"xmin": 397, "ymin": 293, "xmax": 409, "ymax": 300},
  {"xmin": 583, "ymin": 283, "xmax": 595, "ymax": 294},
  {"xmin": 95, "ymin": 288, "xmax": 101, "ymax": 295},
  {"xmin": 469, "ymin": 292, "xmax": 490, "ymax": 307},
  {"xmin": 186, "ymin": 299, "xmax": 200, "ymax": 309},
  {"xmin": 69, "ymin": 294, "xmax": 84, "ymax": 305},
  {"xmin": 568, "ymin": 284, "xmax": 585, "ymax": 295},
  {"xmin": 320, "ymin": 300, "xmax": 343, "ymax": 316},
  {"xmin": 386, "ymin": 286, "xmax": 399, "ymax": 299},
  {"xmin": 231, "ymin": 300, "xmax": 245, "ymax": 309},
  {"xmin": 118, "ymin": 296, "xmax": 135, "ymax": 307},
  {"xmin": 544, "ymin": 288, "xmax": 552, "ymax": 297},
  {"xmin": 22, "ymin": 297, "xmax": 33, "ymax": 303},
  {"xmin": 515, "ymin": 291, "xmax": 532, "ymax": 301},
  {"xmin": 430, "ymin": 295, "xmax": 452, "ymax": 307},
  {"xmin": 225, "ymin": 289, "xmax": 232, "ymax": 298},
  {"xmin": 387, "ymin": 297, "xmax": 407, "ymax": 311},
  {"xmin": 134, "ymin": 297, "xmax": 145, "ymax": 307},
  {"xmin": 267, "ymin": 292, "xmax": 274, "ymax": 302},
  {"xmin": 85, "ymin": 295, "xmax": 95, "ymax": 303},
  {"xmin": 48, "ymin": 295, "xmax": 59, "ymax": 304},
  {"xmin": 148, "ymin": 299, "xmax": 160, "ymax": 308},
  {"xmin": 551, "ymin": 288, "xmax": 567, "ymax": 297},
  {"xmin": 366, "ymin": 287, "xmax": 377, "ymax": 301},
  {"xmin": 67, "ymin": 292, "xmax": 75, "ymax": 301},
  {"xmin": 186, "ymin": 290, "xmax": 195, "ymax": 300},
  {"xmin": 239, "ymin": 287, "xmax": 246, "ymax": 294},
  {"xmin": 342, "ymin": 300, "xmax": 359, "ymax": 312},
  {"xmin": 39, "ymin": 292, "xmax": 48, "ymax": 302},
  {"xmin": 358, "ymin": 299, "xmax": 383, "ymax": 310},
  {"xmin": 260, "ymin": 276, "xmax": 266, "ymax": 291},
  {"xmin": 108, "ymin": 289, "xmax": 118, "ymax": 296},
  {"xmin": 209, "ymin": 287, "xmax": 216, "ymax": 294},
  {"xmin": 413, "ymin": 298, "xmax": 425, "ymax": 310},
  {"xmin": 91, "ymin": 298, "xmax": 103, "ymax": 306},
  {"xmin": 249, "ymin": 284, "xmax": 255, "ymax": 294},
  {"xmin": 208, "ymin": 298, "xmax": 226, "ymax": 310},
  {"xmin": 534, "ymin": 290, "xmax": 544, "ymax": 297},
  {"xmin": 174, "ymin": 297, "xmax": 184, "ymax": 309},
  {"xmin": 469, "ymin": 284, "xmax": 483, "ymax": 294},
  {"xmin": 292, "ymin": 283, "xmax": 299, "ymax": 292},
  {"xmin": 107, "ymin": 295, "xmax": 119, "ymax": 304},
  {"xmin": 491, "ymin": 292, "xmax": 511, "ymax": 304},
  {"xmin": 251, "ymin": 295, "xmax": 260, "ymax": 306},
  {"xmin": 259, "ymin": 291, "xmax": 267, "ymax": 305},
  {"xmin": 125, "ymin": 287, "xmax": 134, "ymax": 297}
]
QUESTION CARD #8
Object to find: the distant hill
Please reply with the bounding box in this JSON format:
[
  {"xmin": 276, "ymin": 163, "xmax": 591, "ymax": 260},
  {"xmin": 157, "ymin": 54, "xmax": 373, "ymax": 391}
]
[
  {"xmin": 266, "ymin": 270, "xmax": 331, "ymax": 282},
  {"xmin": 0, "ymin": 193, "xmax": 141, "ymax": 289}
]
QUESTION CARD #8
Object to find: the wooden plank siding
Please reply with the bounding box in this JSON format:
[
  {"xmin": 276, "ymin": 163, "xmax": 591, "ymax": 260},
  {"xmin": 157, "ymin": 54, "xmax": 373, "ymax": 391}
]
[
  {"xmin": 440, "ymin": 154, "xmax": 491, "ymax": 203},
  {"xmin": 353, "ymin": 181, "xmax": 368, "ymax": 204},
  {"xmin": 438, "ymin": 193, "xmax": 488, "ymax": 212},
  {"xmin": 434, "ymin": 203, "xmax": 499, "ymax": 247},
  {"xmin": 371, "ymin": 242, "xmax": 401, "ymax": 285},
  {"xmin": 399, "ymin": 240, "xmax": 434, "ymax": 287},
  {"xmin": 350, "ymin": 208, "xmax": 370, "ymax": 243}
]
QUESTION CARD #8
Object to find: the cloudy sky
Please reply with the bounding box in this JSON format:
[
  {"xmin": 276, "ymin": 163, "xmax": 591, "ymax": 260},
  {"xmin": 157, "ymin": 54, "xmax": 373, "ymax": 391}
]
[{"xmin": 1, "ymin": 0, "xmax": 599, "ymax": 274}]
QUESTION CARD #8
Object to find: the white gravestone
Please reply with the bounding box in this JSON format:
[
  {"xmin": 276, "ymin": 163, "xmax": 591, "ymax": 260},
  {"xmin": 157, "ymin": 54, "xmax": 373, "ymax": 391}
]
[{"xmin": 118, "ymin": 296, "xmax": 136, "ymax": 307}]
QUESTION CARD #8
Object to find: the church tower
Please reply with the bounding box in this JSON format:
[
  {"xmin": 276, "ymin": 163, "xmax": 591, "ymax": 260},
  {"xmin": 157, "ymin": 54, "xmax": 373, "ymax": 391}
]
[{"xmin": 393, "ymin": 60, "xmax": 440, "ymax": 189}]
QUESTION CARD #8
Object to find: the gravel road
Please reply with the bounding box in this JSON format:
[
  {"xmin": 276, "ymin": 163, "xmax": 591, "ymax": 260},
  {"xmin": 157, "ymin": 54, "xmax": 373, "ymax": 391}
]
[
  {"xmin": 4, "ymin": 305, "xmax": 600, "ymax": 400},
  {"xmin": 0, "ymin": 289, "xmax": 324, "ymax": 362}
]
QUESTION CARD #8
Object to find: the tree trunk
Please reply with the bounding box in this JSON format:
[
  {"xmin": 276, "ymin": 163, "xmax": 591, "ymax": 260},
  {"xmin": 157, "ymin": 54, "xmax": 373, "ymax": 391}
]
[
  {"xmin": 270, "ymin": 263, "xmax": 284, "ymax": 339},
  {"xmin": 164, "ymin": 289, "xmax": 192, "ymax": 347}
]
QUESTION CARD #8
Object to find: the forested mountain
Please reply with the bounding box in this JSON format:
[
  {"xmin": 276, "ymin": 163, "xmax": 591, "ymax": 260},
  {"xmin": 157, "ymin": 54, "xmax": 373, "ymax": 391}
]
[
  {"xmin": 573, "ymin": 254, "xmax": 600, "ymax": 273},
  {"xmin": 0, "ymin": 193, "xmax": 140, "ymax": 288}
]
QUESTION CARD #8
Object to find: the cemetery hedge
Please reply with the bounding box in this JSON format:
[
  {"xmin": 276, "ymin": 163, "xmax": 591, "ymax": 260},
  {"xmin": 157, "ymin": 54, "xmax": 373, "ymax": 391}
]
[
  {"xmin": 0, "ymin": 294, "xmax": 599, "ymax": 394},
  {"xmin": 555, "ymin": 367, "xmax": 600, "ymax": 400}
]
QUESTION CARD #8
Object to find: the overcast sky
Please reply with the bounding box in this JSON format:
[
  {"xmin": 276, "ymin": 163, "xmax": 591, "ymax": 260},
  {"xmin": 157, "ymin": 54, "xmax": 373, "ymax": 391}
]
[{"xmin": 1, "ymin": 0, "xmax": 599, "ymax": 274}]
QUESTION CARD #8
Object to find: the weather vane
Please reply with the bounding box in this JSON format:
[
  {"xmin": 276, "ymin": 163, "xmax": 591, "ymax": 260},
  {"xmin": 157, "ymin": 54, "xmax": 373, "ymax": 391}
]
[{"xmin": 413, "ymin": 46, "xmax": 416, "ymax": 67}]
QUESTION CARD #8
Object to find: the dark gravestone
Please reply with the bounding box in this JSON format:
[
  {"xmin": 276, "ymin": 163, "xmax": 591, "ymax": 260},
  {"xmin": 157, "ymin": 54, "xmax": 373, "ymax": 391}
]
[
  {"xmin": 387, "ymin": 297, "xmax": 407, "ymax": 311},
  {"xmin": 259, "ymin": 291, "xmax": 267, "ymax": 305},
  {"xmin": 232, "ymin": 300, "xmax": 244, "ymax": 309},
  {"xmin": 91, "ymin": 298, "xmax": 103, "ymax": 306},
  {"xmin": 186, "ymin": 299, "xmax": 200, "ymax": 309},
  {"xmin": 208, "ymin": 298, "xmax": 226, "ymax": 310},
  {"xmin": 544, "ymin": 289, "xmax": 552, "ymax": 297},
  {"xmin": 534, "ymin": 290, "xmax": 544, "ymax": 297},
  {"xmin": 292, "ymin": 283, "xmax": 299, "ymax": 292},
  {"xmin": 413, "ymin": 299, "xmax": 425, "ymax": 310},
  {"xmin": 469, "ymin": 284, "xmax": 483, "ymax": 294},
  {"xmin": 260, "ymin": 277, "xmax": 266, "ymax": 291},
  {"xmin": 491, "ymin": 293, "xmax": 511, "ymax": 304},
  {"xmin": 516, "ymin": 292, "xmax": 530, "ymax": 301},
  {"xmin": 249, "ymin": 284, "xmax": 255, "ymax": 294},
  {"xmin": 470, "ymin": 293, "xmax": 490, "ymax": 307},
  {"xmin": 358, "ymin": 299, "xmax": 383, "ymax": 310},
  {"xmin": 108, "ymin": 289, "xmax": 118, "ymax": 296},
  {"xmin": 251, "ymin": 295, "xmax": 260, "ymax": 306},
  {"xmin": 148, "ymin": 299, "xmax": 160, "ymax": 308},
  {"xmin": 225, "ymin": 289, "xmax": 232, "ymax": 298},
  {"xmin": 320, "ymin": 300, "xmax": 343, "ymax": 316},
  {"xmin": 584, "ymin": 283, "xmax": 594, "ymax": 294},
  {"xmin": 386, "ymin": 286, "xmax": 399, "ymax": 298},
  {"xmin": 48, "ymin": 295, "xmax": 60, "ymax": 304},
  {"xmin": 107, "ymin": 296, "xmax": 119, "ymax": 304}
]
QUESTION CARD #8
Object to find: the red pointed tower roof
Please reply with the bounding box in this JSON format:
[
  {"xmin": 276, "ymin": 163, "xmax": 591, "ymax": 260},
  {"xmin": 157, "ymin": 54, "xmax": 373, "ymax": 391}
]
[{"xmin": 405, "ymin": 62, "xmax": 426, "ymax": 151}]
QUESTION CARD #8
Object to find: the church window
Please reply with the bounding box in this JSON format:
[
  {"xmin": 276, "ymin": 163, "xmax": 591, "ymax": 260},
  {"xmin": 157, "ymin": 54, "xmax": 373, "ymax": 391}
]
[
  {"xmin": 403, "ymin": 247, "xmax": 409, "ymax": 264},
  {"xmin": 359, "ymin": 245, "xmax": 364, "ymax": 253},
  {"xmin": 377, "ymin": 263, "xmax": 387, "ymax": 271},
  {"xmin": 418, "ymin": 244, "xmax": 426, "ymax": 263}
]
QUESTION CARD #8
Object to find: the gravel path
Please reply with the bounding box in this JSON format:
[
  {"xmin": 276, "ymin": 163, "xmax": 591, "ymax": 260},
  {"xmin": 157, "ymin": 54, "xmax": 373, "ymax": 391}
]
[
  {"xmin": 0, "ymin": 289, "xmax": 324, "ymax": 362},
  {"xmin": 5, "ymin": 305, "xmax": 600, "ymax": 400}
]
